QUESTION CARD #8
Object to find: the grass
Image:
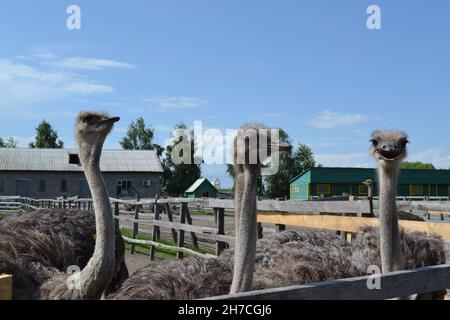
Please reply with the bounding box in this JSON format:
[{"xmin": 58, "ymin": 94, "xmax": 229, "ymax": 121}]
[
  {"xmin": 121, "ymin": 229, "xmax": 214, "ymax": 260},
  {"xmin": 189, "ymin": 209, "xmax": 235, "ymax": 217}
]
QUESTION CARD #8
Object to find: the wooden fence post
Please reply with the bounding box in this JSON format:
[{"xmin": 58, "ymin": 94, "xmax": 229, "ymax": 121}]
[
  {"xmin": 177, "ymin": 203, "xmax": 187, "ymax": 260},
  {"xmin": 130, "ymin": 203, "xmax": 140, "ymax": 255},
  {"xmin": 215, "ymin": 207, "xmax": 226, "ymax": 256},
  {"xmin": 257, "ymin": 222, "xmax": 263, "ymax": 239},
  {"xmin": 185, "ymin": 207, "xmax": 199, "ymax": 248},
  {"xmin": 114, "ymin": 202, "xmax": 120, "ymax": 227},
  {"xmin": 164, "ymin": 203, "xmax": 178, "ymax": 243},
  {"xmin": 150, "ymin": 201, "xmax": 160, "ymax": 261},
  {"xmin": 0, "ymin": 274, "xmax": 12, "ymax": 300}
]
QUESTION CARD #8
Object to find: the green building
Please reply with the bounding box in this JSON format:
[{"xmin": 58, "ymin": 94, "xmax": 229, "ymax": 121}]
[
  {"xmin": 289, "ymin": 167, "xmax": 450, "ymax": 200},
  {"xmin": 185, "ymin": 178, "xmax": 219, "ymax": 199}
]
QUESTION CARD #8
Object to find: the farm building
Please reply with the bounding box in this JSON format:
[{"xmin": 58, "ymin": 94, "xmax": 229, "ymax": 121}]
[
  {"xmin": 290, "ymin": 167, "xmax": 450, "ymax": 200},
  {"xmin": 0, "ymin": 148, "xmax": 163, "ymax": 199},
  {"xmin": 185, "ymin": 178, "xmax": 219, "ymax": 198}
]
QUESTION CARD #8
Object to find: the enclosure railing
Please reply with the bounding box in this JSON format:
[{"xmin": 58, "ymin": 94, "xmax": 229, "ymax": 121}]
[
  {"xmin": 2, "ymin": 196, "xmax": 450, "ymax": 299},
  {"xmin": 208, "ymin": 264, "xmax": 450, "ymax": 300}
]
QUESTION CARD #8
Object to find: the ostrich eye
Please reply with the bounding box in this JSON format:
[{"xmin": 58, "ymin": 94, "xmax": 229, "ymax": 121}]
[
  {"xmin": 83, "ymin": 115, "xmax": 94, "ymax": 123},
  {"xmin": 370, "ymin": 139, "xmax": 378, "ymax": 147},
  {"xmin": 400, "ymin": 139, "xmax": 409, "ymax": 148}
]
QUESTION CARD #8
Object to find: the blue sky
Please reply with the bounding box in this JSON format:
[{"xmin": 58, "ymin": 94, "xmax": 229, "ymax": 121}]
[{"xmin": 1, "ymin": 1, "xmax": 450, "ymax": 188}]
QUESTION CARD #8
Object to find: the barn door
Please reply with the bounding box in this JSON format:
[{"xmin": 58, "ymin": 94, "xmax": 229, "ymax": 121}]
[
  {"xmin": 79, "ymin": 180, "xmax": 91, "ymax": 198},
  {"xmin": 15, "ymin": 180, "xmax": 29, "ymax": 196}
]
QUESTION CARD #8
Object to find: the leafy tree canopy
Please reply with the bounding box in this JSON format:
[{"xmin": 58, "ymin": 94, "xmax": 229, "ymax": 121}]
[{"xmin": 29, "ymin": 120, "xmax": 64, "ymax": 149}]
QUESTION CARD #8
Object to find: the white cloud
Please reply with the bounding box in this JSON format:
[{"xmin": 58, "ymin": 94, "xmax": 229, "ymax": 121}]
[
  {"xmin": 0, "ymin": 58, "xmax": 114, "ymax": 106},
  {"xmin": 315, "ymin": 153, "xmax": 373, "ymax": 168},
  {"xmin": 308, "ymin": 111, "xmax": 369, "ymax": 129},
  {"xmin": 145, "ymin": 96, "xmax": 208, "ymax": 111},
  {"xmin": 408, "ymin": 149, "xmax": 450, "ymax": 169},
  {"xmin": 46, "ymin": 57, "xmax": 136, "ymax": 70}
]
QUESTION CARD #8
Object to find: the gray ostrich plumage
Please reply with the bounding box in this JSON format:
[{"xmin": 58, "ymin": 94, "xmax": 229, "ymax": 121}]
[
  {"xmin": 0, "ymin": 111, "xmax": 122, "ymax": 299},
  {"xmin": 109, "ymin": 227, "xmax": 445, "ymax": 300},
  {"xmin": 0, "ymin": 208, "xmax": 128, "ymax": 297}
]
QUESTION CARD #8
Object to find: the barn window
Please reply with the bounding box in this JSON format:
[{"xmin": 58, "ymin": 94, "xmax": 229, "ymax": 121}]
[
  {"xmin": 142, "ymin": 180, "xmax": 152, "ymax": 188},
  {"xmin": 69, "ymin": 154, "xmax": 81, "ymax": 165},
  {"xmin": 202, "ymin": 191, "xmax": 210, "ymax": 198},
  {"xmin": 38, "ymin": 179, "xmax": 46, "ymax": 193},
  {"xmin": 316, "ymin": 184, "xmax": 331, "ymax": 195},
  {"xmin": 116, "ymin": 180, "xmax": 132, "ymax": 196},
  {"xmin": 61, "ymin": 180, "xmax": 67, "ymax": 192},
  {"xmin": 410, "ymin": 185, "xmax": 424, "ymax": 196},
  {"xmin": 294, "ymin": 186, "xmax": 300, "ymax": 193},
  {"xmin": 359, "ymin": 184, "xmax": 368, "ymax": 195},
  {"xmin": 0, "ymin": 179, "xmax": 3, "ymax": 192}
]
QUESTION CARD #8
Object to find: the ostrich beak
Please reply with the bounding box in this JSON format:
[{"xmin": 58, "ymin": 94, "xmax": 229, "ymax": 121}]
[
  {"xmin": 97, "ymin": 116, "xmax": 121, "ymax": 126},
  {"xmin": 268, "ymin": 141, "xmax": 292, "ymax": 153}
]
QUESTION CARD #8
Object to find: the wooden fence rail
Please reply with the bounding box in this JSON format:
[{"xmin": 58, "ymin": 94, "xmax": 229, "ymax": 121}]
[
  {"xmin": 208, "ymin": 264, "xmax": 450, "ymax": 300},
  {"xmin": 0, "ymin": 274, "xmax": 12, "ymax": 300}
]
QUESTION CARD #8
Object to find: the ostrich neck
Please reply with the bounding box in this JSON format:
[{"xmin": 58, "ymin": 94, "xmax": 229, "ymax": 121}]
[
  {"xmin": 71, "ymin": 140, "xmax": 115, "ymax": 299},
  {"xmin": 230, "ymin": 165, "xmax": 258, "ymax": 294},
  {"xmin": 378, "ymin": 163, "xmax": 405, "ymax": 273}
]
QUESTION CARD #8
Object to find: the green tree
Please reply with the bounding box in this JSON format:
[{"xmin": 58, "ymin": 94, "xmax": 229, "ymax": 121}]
[
  {"xmin": 263, "ymin": 129, "xmax": 293, "ymax": 199},
  {"xmin": 292, "ymin": 144, "xmax": 316, "ymax": 177},
  {"xmin": 0, "ymin": 137, "xmax": 18, "ymax": 148},
  {"xmin": 29, "ymin": 120, "xmax": 64, "ymax": 149},
  {"xmin": 120, "ymin": 117, "xmax": 164, "ymax": 157},
  {"xmin": 400, "ymin": 161, "xmax": 435, "ymax": 170},
  {"xmin": 161, "ymin": 123, "xmax": 201, "ymax": 196}
]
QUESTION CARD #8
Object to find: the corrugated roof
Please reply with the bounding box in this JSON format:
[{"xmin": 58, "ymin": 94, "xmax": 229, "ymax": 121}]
[
  {"xmin": 290, "ymin": 167, "xmax": 450, "ymax": 185},
  {"xmin": 0, "ymin": 148, "xmax": 163, "ymax": 173},
  {"xmin": 185, "ymin": 178, "xmax": 207, "ymax": 193}
]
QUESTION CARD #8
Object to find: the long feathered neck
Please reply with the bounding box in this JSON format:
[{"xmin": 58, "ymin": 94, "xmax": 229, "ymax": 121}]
[
  {"xmin": 69, "ymin": 137, "xmax": 115, "ymax": 299},
  {"xmin": 377, "ymin": 162, "xmax": 405, "ymax": 273},
  {"xmin": 230, "ymin": 164, "xmax": 259, "ymax": 294}
]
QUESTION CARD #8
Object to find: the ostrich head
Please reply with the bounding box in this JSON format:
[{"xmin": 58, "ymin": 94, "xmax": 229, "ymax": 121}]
[
  {"xmin": 76, "ymin": 111, "xmax": 120, "ymax": 160},
  {"xmin": 233, "ymin": 124, "xmax": 292, "ymax": 168},
  {"xmin": 370, "ymin": 130, "xmax": 408, "ymax": 167}
]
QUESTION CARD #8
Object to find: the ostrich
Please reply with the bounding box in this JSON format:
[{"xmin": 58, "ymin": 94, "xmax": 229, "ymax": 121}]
[
  {"xmin": 230, "ymin": 124, "xmax": 291, "ymax": 293},
  {"xmin": 0, "ymin": 111, "xmax": 120, "ymax": 299},
  {"xmin": 370, "ymin": 130, "xmax": 408, "ymax": 273},
  {"xmin": 0, "ymin": 209, "xmax": 129, "ymax": 295}
]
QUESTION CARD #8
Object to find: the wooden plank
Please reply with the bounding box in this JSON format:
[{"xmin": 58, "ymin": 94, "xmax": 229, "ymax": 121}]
[
  {"xmin": 215, "ymin": 208, "xmax": 226, "ymax": 256},
  {"xmin": 177, "ymin": 203, "xmax": 187, "ymax": 259},
  {"xmin": 0, "ymin": 274, "xmax": 12, "ymax": 300},
  {"xmin": 122, "ymin": 236, "xmax": 215, "ymax": 259},
  {"xmin": 150, "ymin": 202, "xmax": 160, "ymax": 261},
  {"xmin": 130, "ymin": 204, "xmax": 140, "ymax": 255},
  {"xmin": 164, "ymin": 203, "xmax": 178, "ymax": 243},
  {"xmin": 207, "ymin": 264, "xmax": 450, "ymax": 300},
  {"xmin": 257, "ymin": 213, "xmax": 450, "ymax": 243},
  {"xmin": 185, "ymin": 206, "xmax": 199, "ymax": 248},
  {"xmin": 205, "ymin": 199, "xmax": 371, "ymax": 214}
]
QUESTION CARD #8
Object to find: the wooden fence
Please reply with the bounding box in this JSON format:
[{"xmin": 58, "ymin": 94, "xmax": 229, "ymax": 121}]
[
  {"xmin": 2, "ymin": 196, "xmax": 450, "ymax": 299},
  {"xmin": 209, "ymin": 264, "xmax": 450, "ymax": 300}
]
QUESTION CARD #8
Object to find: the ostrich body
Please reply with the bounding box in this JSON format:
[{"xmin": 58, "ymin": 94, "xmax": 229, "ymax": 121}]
[
  {"xmin": 109, "ymin": 126, "xmax": 444, "ymax": 300},
  {"xmin": 0, "ymin": 208, "xmax": 128, "ymax": 295},
  {"xmin": 0, "ymin": 112, "xmax": 120, "ymax": 299},
  {"xmin": 370, "ymin": 130, "xmax": 408, "ymax": 273},
  {"xmin": 109, "ymin": 226, "xmax": 445, "ymax": 300}
]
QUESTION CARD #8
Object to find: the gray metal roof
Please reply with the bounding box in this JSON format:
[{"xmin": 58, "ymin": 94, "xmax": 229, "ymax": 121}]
[{"xmin": 0, "ymin": 148, "xmax": 163, "ymax": 173}]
